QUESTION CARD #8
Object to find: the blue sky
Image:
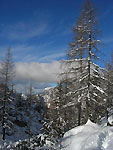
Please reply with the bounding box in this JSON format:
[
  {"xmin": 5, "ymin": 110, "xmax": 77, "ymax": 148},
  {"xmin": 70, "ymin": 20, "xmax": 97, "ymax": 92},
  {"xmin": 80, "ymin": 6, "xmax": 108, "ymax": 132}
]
[{"xmin": 0, "ymin": 0, "xmax": 113, "ymax": 93}]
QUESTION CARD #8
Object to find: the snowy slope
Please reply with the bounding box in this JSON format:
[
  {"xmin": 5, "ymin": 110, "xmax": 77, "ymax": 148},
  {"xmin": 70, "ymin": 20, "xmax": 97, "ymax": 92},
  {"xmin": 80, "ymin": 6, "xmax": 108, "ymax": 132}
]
[
  {"xmin": 42, "ymin": 86, "xmax": 57, "ymax": 107},
  {"xmin": 60, "ymin": 120, "xmax": 113, "ymax": 150}
]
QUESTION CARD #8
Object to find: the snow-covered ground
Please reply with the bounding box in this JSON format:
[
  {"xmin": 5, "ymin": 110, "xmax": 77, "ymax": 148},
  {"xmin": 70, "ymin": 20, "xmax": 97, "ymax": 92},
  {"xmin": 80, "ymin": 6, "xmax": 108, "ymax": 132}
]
[
  {"xmin": 1, "ymin": 119, "xmax": 113, "ymax": 150},
  {"xmin": 60, "ymin": 120, "xmax": 113, "ymax": 150}
]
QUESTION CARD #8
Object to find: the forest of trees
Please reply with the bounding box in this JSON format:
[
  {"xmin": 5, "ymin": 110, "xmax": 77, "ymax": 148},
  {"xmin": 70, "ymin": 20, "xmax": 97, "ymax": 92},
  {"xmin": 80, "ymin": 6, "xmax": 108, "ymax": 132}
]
[{"xmin": 0, "ymin": 0, "xmax": 113, "ymax": 149}]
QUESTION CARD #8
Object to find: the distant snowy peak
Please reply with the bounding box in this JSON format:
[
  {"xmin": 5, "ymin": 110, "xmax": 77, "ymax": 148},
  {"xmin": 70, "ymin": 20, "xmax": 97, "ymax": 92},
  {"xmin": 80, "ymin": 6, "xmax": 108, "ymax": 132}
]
[
  {"xmin": 42, "ymin": 86, "xmax": 57, "ymax": 106},
  {"xmin": 44, "ymin": 87, "xmax": 54, "ymax": 91}
]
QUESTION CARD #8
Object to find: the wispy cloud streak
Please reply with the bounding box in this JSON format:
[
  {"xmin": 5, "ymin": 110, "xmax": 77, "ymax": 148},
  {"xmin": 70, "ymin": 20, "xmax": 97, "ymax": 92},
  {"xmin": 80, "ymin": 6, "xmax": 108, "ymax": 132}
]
[{"xmin": 0, "ymin": 21, "xmax": 49, "ymax": 41}]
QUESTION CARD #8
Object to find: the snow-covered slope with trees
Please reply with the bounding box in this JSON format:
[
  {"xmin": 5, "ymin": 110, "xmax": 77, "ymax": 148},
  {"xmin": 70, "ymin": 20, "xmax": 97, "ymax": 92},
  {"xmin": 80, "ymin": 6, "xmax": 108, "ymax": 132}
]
[
  {"xmin": 0, "ymin": 93, "xmax": 44, "ymax": 142},
  {"xmin": 0, "ymin": 0, "xmax": 113, "ymax": 149}
]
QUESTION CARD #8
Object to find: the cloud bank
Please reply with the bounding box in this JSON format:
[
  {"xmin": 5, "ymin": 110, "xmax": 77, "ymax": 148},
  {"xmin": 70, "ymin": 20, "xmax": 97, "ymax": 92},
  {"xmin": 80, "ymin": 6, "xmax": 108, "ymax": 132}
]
[{"xmin": 15, "ymin": 61, "xmax": 62, "ymax": 83}]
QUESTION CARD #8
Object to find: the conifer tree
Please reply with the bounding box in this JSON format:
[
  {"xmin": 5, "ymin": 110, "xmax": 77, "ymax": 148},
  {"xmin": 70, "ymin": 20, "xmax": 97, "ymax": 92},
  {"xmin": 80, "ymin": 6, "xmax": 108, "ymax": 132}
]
[
  {"xmin": 26, "ymin": 83, "xmax": 34, "ymax": 147},
  {"xmin": 0, "ymin": 47, "xmax": 15, "ymax": 140},
  {"xmin": 104, "ymin": 61, "xmax": 113, "ymax": 124},
  {"xmin": 63, "ymin": 0, "xmax": 107, "ymax": 123}
]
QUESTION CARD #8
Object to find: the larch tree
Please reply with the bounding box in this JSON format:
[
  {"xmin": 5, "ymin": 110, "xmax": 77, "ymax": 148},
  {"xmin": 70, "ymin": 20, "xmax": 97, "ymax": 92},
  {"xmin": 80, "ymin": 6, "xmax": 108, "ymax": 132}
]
[
  {"xmin": 0, "ymin": 47, "xmax": 15, "ymax": 140},
  {"xmin": 54, "ymin": 81, "xmax": 69, "ymax": 138},
  {"xmin": 26, "ymin": 83, "xmax": 34, "ymax": 147},
  {"xmin": 63, "ymin": 0, "xmax": 107, "ymax": 124},
  {"xmin": 104, "ymin": 59, "xmax": 113, "ymax": 124}
]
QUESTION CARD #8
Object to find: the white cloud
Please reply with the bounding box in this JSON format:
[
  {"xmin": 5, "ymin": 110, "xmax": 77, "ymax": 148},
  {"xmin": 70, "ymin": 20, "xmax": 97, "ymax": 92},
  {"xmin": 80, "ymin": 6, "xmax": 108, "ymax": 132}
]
[
  {"xmin": 15, "ymin": 61, "xmax": 62, "ymax": 83},
  {"xmin": 14, "ymin": 61, "xmax": 62, "ymax": 93}
]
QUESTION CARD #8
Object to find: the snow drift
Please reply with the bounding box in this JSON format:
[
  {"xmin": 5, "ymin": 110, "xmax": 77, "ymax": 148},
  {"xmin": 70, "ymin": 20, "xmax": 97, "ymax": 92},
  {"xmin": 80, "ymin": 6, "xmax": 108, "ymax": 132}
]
[{"xmin": 60, "ymin": 120, "xmax": 113, "ymax": 150}]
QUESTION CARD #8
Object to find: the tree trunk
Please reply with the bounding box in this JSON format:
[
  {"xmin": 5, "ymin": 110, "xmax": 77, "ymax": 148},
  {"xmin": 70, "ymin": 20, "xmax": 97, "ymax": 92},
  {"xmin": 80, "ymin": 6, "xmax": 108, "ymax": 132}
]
[
  {"xmin": 2, "ymin": 101, "xmax": 6, "ymax": 140},
  {"xmin": 78, "ymin": 102, "xmax": 81, "ymax": 126},
  {"xmin": 85, "ymin": 100, "xmax": 89, "ymax": 123}
]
